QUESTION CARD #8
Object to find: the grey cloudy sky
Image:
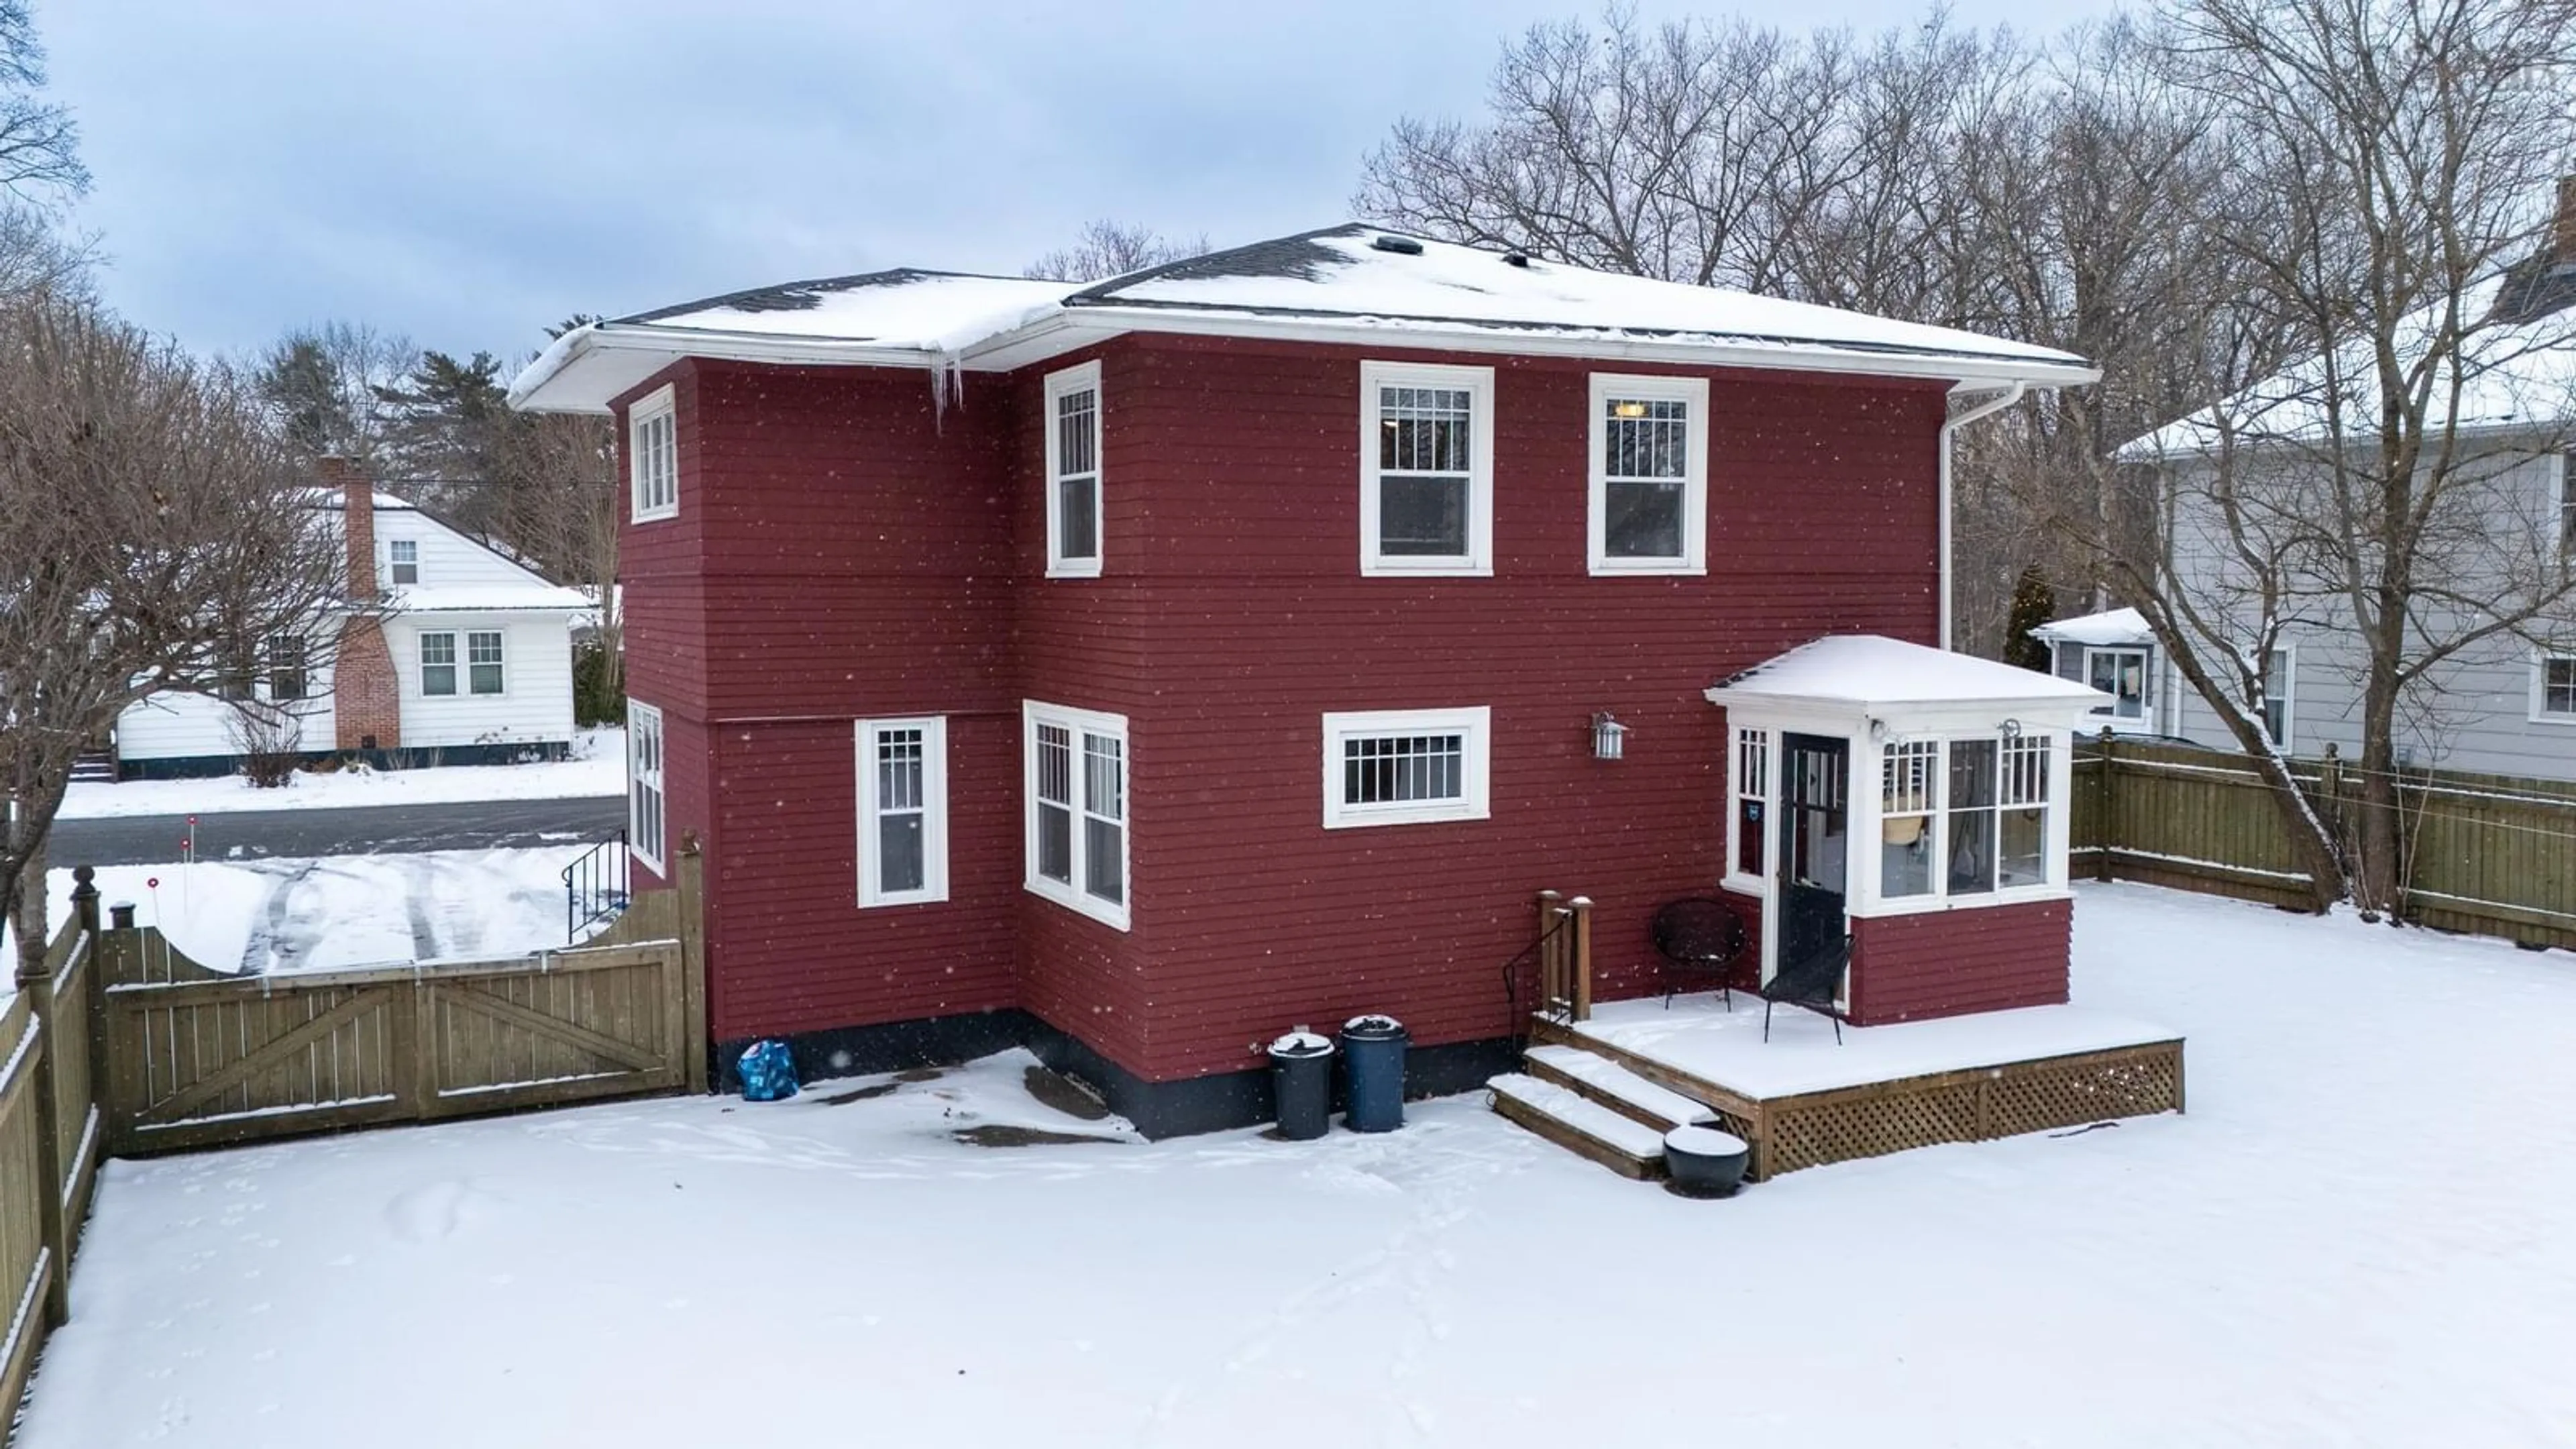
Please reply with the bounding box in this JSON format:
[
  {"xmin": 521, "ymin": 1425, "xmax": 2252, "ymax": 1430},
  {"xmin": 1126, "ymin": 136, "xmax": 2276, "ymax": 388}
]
[{"xmin": 45, "ymin": 0, "xmax": 2109, "ymax": 364}]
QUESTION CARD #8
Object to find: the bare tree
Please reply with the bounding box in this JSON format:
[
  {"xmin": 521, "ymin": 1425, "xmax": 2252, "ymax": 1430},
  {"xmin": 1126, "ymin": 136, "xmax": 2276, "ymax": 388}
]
[
  {"xmin": 253, "ymin": 320, "xmax": 419, "ymax": 467},
  {"xmin": 1023, "ymin": 219, "xmax": 1208, "ymax": 282},
  {"xmin": 0, "ymin": 292, "xmax": 347, "ymax": 982},
  {"xmin": 0, "ymin": 1, "xmax": 83, "ymax": 198}
]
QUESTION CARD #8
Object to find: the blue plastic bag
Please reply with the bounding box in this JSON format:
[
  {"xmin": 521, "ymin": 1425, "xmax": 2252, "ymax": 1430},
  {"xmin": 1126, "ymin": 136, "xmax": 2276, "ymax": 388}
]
[{"xmin": 738, "ymin": 1039, "xmax": 799, "ymax": 1102}]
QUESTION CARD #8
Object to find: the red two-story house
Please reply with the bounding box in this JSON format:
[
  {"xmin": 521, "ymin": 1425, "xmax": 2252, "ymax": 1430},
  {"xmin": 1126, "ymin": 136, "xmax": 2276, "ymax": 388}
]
[{"xmin": 509, "ymin": 224, "xmax": 2104, "ymax": 1137}]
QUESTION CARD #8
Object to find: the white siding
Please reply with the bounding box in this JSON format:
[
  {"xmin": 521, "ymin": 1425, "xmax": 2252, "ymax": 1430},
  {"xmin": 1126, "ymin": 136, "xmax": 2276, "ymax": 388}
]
[
  {"xmin": 385, "ymin": 613, "xmax": 575, "ymax": 750},
  {"xmin": 115, "ymin": 638, "xmax": 339, "ymax": 763},
  {"xmin": 373, "ymin": 506, "xmax": 557, "ymax": 595}
]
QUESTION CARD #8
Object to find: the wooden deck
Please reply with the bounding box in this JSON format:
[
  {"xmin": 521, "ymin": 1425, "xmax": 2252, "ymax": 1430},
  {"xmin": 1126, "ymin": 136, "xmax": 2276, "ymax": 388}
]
[{"xmin": 1528, "ymin": 1002, "xmax": 2184, "ymax": 1181}]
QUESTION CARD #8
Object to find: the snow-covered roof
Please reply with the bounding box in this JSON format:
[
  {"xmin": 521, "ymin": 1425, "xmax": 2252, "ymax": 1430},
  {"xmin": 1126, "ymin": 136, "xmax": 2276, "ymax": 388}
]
[
  {"xmin": 301, "ymin": 487, "xmax": 415, "ymax": 513},
  {"xmin": 2125, "ymin": 271, "xmax": 2576, "ymax": 458},
  {"xmin": 511, "ymin": 223, "xmax": 2097, "ymax": 413},
  {"xmin": 388, "ymin": 584, "xmax": 590, "ymax": 614},
  {"xmin": 1705, "ymin": 635, "xmax": 2108, "ymax": 715},
  {"xmin": 2029, "ymin": 607, "xmax": 2153, "ymax": 647}
]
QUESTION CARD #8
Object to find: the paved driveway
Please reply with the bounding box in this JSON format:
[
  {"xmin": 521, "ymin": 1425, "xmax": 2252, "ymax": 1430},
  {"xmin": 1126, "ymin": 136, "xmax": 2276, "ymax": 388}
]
[{"xmin": 46, "ymin": 796, "xmax": 625, "ymax": 869}]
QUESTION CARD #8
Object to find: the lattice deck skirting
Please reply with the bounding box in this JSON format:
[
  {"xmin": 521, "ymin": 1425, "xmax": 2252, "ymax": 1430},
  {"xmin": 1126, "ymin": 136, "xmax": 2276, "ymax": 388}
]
[{"xmin": 1528, "ymin": 1018, "xmax": 2184, "ymax": 1180}]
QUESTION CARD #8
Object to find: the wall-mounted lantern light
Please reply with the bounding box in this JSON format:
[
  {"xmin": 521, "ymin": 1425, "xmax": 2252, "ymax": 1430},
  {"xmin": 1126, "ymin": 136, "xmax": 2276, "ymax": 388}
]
[{"xmin": 1592, "ymin": 712, "xmax": 1629, "ymax": 761}]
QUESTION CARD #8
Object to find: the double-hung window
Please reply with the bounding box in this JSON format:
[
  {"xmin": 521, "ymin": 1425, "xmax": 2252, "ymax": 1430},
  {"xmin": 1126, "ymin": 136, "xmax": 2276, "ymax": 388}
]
[
  {"xmin": 1360, "ymin": 361, "xmax": 1493, "ymax": 576},
  {"xmin": 388, "ymin": 539, "xmax": 419, "ymax": 586},
  {"xmin": 1322, "ymin": 707, "xmax": 1491, "ymax": 828},
  {"xmin": 857, "ymin": 717, "xmax": 948, "ymax": 907},
  {"xmin": 1024, "ymin": 701, "xmax": 1129, "ymax": 928},
  {"xmin": 1044, "ymin": 362, "xmax": 1102, "ymax": 576},
  {"xmin": 419, "ymin": 631, "xmax": 458, "ymax": 696},
  {"xmin": 629, "ymin": 701, "xmax": 666, "ymax": 873},
  {"xmin": 1589, "ymin": 374, "xmax": 1709, "ymax": 574},
  {"xmin": 2537, "ymin": 655, "xmax": 2576, "ymax": 720},
  {"xmin": 467, "ymin": 631, "xmax": 505, "ymax": 695},
  {"xmin": 630, "ymin": 384, "xmax": 678, "ymax": 523},
  {"xmin": 1880, "ymin": 733, "xmax": 2055, "ymax": 902},
  {"xmin": 2260, "ymin": 647, "xmax": 2294, "ymax": 745},
  {"xmin": 266, "ymin": 635, "xmax": 309, "ymax": 702}
]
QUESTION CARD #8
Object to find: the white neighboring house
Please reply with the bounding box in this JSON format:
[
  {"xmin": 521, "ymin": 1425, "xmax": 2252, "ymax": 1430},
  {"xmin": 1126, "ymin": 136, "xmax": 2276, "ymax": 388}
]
[{"xmin": 109, "ymin": 467, "xmax": 586, "ymax": 780}]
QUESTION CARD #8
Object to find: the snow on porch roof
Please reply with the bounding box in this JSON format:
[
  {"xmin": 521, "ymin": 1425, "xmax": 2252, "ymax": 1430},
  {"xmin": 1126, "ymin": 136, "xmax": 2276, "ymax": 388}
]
[
  {"xmin": 508, "ymin": 223, "xmax": 2098, "ymax": 413},
  {"xmin": 1704, "ymin": 635, "xmax": 2108, "ymax": 714},
  {"xmin": 2029, "ymin": 606, "xmax": 2153, "ymax": 647}
]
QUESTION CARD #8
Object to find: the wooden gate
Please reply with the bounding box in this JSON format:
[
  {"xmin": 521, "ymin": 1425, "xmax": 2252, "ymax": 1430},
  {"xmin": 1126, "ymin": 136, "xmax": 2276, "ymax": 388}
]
[{"xmin": 93, "ymin": 851, "xmax": 705, "ymax": 1157}]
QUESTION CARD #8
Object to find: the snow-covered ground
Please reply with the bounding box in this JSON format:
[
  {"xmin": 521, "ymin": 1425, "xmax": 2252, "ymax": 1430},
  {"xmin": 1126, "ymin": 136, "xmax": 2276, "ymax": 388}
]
[
  {"xmin": 54, "ymin": 727, "xmax": 624, "ymax": 819},
  {"xmin": 19, "ymin": 883, "xmax": 2576, "ymax": 1446},
  {"xmin": 1, "ymin": 847, "xmax": 586, "ymax": 991}
]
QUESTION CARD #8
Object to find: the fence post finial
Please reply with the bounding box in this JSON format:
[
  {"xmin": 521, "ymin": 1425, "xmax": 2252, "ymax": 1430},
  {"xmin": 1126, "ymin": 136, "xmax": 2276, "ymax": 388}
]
[{"xmin": 71, "ymin": 864, "xmax": 99, "ymax": 936}]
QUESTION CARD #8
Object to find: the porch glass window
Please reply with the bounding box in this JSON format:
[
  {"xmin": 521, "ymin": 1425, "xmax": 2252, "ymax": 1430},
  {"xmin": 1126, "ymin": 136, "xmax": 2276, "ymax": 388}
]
[
  {"xmin": 858, "ymin": 717, "xmax": 947, "ymax": 907},
  {"xmin": 1881, "ymin": 740, "xmax": 1938, "ymax": 898},
  {"xmin": 1024, "ymin": 701, "xmax": 1129, "ymax": 929},
  {"xmin": 1998, "ymin": 736, "xmax": 2051, "ymax": 888},
  {"xmin": 419, "ymin": 631, "xmax": 457, "ymax": 696},
  {"xmin": 1732, "ymin": 727, "xmax": 1769, "ymax": 878},
  {"xmin": 1322, "ymin": 708, "xmax": 1492, "ymax": 828},
  {"xmin": 1360, "ymin": 362, "xmax": 1493, "ymax": 575},
  {"xmin": 1045, "ymin": 362, "xmax": 1102, "ymax": 576},
  {"xmin": 1589, "ymin": 374, "xmax": 1708, "ymax": 574},
  {"xmin": 1881, "ymin": 733, "xmax": 2055, "ymax": 902}
]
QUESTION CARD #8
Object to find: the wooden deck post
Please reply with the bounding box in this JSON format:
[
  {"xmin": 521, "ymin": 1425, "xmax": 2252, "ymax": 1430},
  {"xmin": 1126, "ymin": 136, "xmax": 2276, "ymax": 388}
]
[
  {"xmin": 1569, "ymin": 896, "xmax": 1593, "ymax": 1022},
  {"xmin": 2094, "ymin": 727, "xmax": 2117, "ymax": 882},
  {"xmin": 677, "ymin": 835, "xmax": 710, "ymax": 1094}
]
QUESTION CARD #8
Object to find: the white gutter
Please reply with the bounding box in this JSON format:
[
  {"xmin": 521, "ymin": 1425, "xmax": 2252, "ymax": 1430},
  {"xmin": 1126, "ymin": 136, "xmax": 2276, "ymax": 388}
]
[{"xmin": 1938, "ymin": 381, "xmax": 2027, "ymax": 652}]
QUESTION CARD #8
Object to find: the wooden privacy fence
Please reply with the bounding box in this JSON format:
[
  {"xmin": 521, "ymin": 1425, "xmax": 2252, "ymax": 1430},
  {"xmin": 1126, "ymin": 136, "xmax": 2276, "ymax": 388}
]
[
  {"xmin": 2076, "ymin": 734, "xmax": 2576, "ymax": 949},
  {"xmin": 3, "ymin": 881, "xmax": 107, "ymax": 1440}
]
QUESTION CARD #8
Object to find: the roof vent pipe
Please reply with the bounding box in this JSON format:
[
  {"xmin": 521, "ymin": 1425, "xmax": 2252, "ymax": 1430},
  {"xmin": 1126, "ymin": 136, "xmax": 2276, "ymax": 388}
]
[{"xmin": 1370, "ymin": 234, "xmax": 1424, "ymax": 255}]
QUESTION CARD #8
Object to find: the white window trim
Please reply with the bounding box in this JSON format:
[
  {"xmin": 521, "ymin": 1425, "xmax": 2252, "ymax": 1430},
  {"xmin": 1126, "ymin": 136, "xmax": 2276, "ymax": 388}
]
[
  {"xmin": 1358, "ymin": 360, "xmax": 1495, "ymax": 578},
  {"xmin": 1043, "ymin": 360, "xmax": 1104, "ymax": 578},
  {"xmin": 1022, "ymin": 700, "xmax": 1131, "ymax": 930},
  {"xmin": 1722, "ymin": 725, "xmax": 1770, "ymax": 894},
  {"xmin": 388, "ymin": 538, "xmax": 420, "ymax": 586},
  {"xmin": 629, "ymin": 383, "xmax": 678, "ymax": 523},
  {"xmin": 1587, "ymin": 373, "xmax": 1709, "ymax": 576},
  {"xmin": 629, "ymin": 700, "xmax": 667, "ymax": 875},
  {"xmin": 418, "ymin": 630, "xmax": 458, "ymax": 697},
  {"xmin": 2530, "ymin": 649, "xmax": 2576, "ymax": 725},
  {"xmin": 857, "ymin": 716, "xmax": 949, "ymax": 908},
  {"xmin": 1320, "ymin": 706, "xmax": 1492, "ymax": 828},
  {"xmin": 466, "ymin": 629, "xmax": 507, "ymax": 697}
]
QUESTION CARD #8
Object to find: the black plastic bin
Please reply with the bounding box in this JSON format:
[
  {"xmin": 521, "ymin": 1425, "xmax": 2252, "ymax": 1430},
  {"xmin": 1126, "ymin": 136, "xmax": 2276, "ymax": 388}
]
[
  {"xmin": 1338, "ymin": 1014, "xmax": 1408, "ymax": 1132},
  {"xmin": 1268, "ymin": 1030, "xmax": 1335, "ymax": 1140}
]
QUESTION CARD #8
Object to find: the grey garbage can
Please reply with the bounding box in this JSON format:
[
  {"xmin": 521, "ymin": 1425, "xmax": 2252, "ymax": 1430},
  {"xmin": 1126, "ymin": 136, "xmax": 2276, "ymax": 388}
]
[
  {"xmin": 1338, "ymin": 1014, "xmax": 1407, "ymax": 1132},
  {"xmin": 1268, "ymin": 1029, "xmax": 1334, "ymax": 1140}
]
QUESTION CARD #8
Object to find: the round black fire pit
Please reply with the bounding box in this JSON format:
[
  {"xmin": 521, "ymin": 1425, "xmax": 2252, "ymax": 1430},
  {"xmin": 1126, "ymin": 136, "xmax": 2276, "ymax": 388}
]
[{"xmin": 1662, "ymin": 1125, "xmax": 1750, "ymax": 1198}]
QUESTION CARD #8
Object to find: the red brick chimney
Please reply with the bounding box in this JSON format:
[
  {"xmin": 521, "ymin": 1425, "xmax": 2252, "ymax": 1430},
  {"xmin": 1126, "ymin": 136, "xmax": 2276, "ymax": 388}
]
[{"xmin": 315, "ymin": 456, "xmax": 400, "ymax": 752}]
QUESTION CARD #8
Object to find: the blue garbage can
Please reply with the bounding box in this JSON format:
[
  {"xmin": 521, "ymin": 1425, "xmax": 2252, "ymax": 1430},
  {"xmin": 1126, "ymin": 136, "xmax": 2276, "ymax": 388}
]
[{"xmin": 1338, "ymin": 1014, "xmax": 1407, "ymax": 1132}]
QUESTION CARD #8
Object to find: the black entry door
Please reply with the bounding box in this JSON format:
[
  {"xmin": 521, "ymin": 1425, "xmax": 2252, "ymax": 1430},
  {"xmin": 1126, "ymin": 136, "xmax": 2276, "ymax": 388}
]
[{"xmin": 1774, "ymin": 733, "xmax": 1849, "ymax": 977}]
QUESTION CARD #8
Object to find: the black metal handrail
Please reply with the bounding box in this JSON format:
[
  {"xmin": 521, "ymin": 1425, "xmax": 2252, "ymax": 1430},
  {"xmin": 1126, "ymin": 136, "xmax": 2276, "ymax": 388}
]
[
  {"xmin": 562, "ymin": 828, "xmax": 631, "ymax": 943},
  {"xmin": 1500, "ymin": 907, "xmax": 1578, "ymax": 1049}
]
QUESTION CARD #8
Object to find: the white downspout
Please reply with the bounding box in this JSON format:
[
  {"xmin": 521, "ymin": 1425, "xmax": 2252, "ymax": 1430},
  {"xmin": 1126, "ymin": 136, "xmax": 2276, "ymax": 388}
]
[{"xmin": 1937, "ymin": 380, "xmax": 2027, "ymax": 653}]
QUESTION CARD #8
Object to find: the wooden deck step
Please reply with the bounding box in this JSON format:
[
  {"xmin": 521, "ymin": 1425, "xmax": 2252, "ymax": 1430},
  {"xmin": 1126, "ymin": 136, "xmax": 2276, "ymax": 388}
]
[
  {"xmin": 1489, "ymin": 1073, "xmax": 1668, "ymax": 1180},
  {"xmin": 1523, "ymin": 1044, "xmax": 1720, "ymax": 1132}
]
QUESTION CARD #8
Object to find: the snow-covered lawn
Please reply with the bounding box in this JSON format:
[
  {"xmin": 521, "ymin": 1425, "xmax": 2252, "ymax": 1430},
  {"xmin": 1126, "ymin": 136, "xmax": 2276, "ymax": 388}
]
[
  {"xmin": 19, "ymin": 883, "xmax": 2576, "ymax": 1446},
  {"xmin": 54, "ymin": 727, "xmax": 624, "ymax": 819},
  {"xmin": 1, "ymin": 847, "xmax": 586, "ymax": 990}
]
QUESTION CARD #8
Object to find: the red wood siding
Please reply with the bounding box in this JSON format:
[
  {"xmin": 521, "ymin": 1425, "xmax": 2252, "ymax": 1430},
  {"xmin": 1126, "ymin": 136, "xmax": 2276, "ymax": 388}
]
[{"xmin": 1846, "ymin": 900, "xmax": 2074, "ymax": 1026}]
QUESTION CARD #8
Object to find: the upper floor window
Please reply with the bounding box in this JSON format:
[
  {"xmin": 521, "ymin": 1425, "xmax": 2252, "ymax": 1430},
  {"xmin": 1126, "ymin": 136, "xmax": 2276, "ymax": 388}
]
[
  {"xmin": 1045, "ymin": 362, "xmax": 1103, "ymax": 577},
  {"xmin": 858, "ymin": 717, "xmax": 949, "ymax": 907},
  {"xmin": 1360, "ymin": 361, "xmax": 1493, "ymax": 576},
  {"xmin": 1322, "ymin": 707, "xmax": 1492, "ymax": 828},
  {"xmin": 629, "ymin": 700, "xmax": 666, "ymax": 872},
  {"xmin": 1024, "ymin": 701, "xmax": 1129, "ymax": 929},
  {"xmin": 1589, "ymin": 374, "xmax": 1709, "ymax": 574},
  {"xmin": 630, "ymin": 384, "xmax": 678, "ymax": 523},
  {"xmin": 388, "ymin": 539, "xmax": 419, "ymax": 586}
]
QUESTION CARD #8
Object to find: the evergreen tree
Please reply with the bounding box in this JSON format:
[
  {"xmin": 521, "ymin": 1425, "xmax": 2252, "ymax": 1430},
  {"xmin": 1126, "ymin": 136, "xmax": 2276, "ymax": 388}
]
[{"xmin": 2002, "ymin": 566, "xmax": 2055, "ymax": 672}]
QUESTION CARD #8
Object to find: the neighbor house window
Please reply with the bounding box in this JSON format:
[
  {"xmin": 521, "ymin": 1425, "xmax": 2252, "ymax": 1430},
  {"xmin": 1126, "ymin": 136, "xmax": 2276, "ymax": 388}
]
[
  {"xmin": 1024, "ymin": 701, "xmax": 1128, "ymax": 928},
  {"xmin": 1044, "ymin": 361, "xmax": 1102, "ymax": 577},
  {"xmin": 2538, "ymin": 655, "xmax": 2576, "ymax": 719},
  {"xmin": 1881, "ymin": 734, "xmax": 2055, "ymax": 902},
  {"xmin": 1321, "ymin": 707, "xmax": 1491, "ymax": 828},
  {"xmin": 1729, "ymin": 727, "xmax": 1770, "ymax": 882},
  {"xmin": 388, "ymin": 539, "xmax": 419, "ymax": 586},
  {"xmin": 629, "ymin": 700, "xmax": 666, "ymax": 872},
  {"xmin": 629, "ymin": 384, "xmax": 678, "ymax": 523},
  {"xmin": 1360, "ymin": 360, "xmax": 1494, "ymax": 576},
  {"xmin": 2086, "ymin": 647, "xmax": 2149, "ymax": 722},
  {"xmin": 419, "ymin": 631, "xmax": 457, "ymax": 696},
  {"xmin": 1588, "ymin": 374, "xmax": 1709, "ymax": 574},
  {"xmin": 266, "ymin": 635, "xmax": 309, "ymax": 702},
  {"xmin": 468, "ymin": 631, "xmax": 505, "ymax": 695},
  {"xmin": 857, "ymin": 717, "xmax": 948, "ymax": 907},
  {"xmin": 2261, "ymin": 647, "xmax": 2294, "ymax": 746},
  {"xmin": 2559, "ymin": 453, "xmax": 2575, "ymax": 558}
]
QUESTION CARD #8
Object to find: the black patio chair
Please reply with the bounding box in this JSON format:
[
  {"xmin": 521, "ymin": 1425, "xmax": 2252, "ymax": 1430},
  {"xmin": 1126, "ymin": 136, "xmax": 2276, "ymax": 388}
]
[
  {"xmin": 1762, "ymin": 934, "xmax": 1851, "ymax": 1044},
  {"xmin": 1651, "ymin": 897, "xmax": 1748, "ymax": 1010}
]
